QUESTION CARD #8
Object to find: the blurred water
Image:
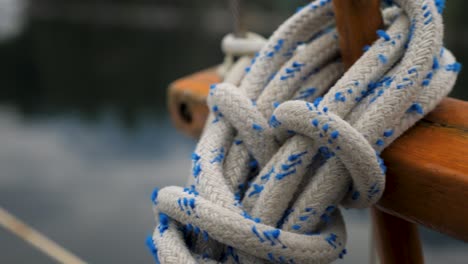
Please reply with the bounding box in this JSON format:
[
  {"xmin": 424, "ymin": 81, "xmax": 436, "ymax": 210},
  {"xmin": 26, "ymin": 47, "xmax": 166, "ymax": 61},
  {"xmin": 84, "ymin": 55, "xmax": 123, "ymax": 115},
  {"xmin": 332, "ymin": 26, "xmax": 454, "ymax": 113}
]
[
  {"xmin": 0, "ymin": 0, "xmax": 467, "ymax": 263},
  {"xmin": 0, "ymin": 109, "xmax": 194, "ymax": 263}
]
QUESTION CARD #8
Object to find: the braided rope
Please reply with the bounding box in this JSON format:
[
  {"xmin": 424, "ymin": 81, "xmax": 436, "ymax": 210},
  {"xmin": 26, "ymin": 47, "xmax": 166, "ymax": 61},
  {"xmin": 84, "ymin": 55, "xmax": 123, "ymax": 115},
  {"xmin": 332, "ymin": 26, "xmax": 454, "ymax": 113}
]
[{"xmin": 149, "ymin": 0, "xmax": 461, "ymax": 263}]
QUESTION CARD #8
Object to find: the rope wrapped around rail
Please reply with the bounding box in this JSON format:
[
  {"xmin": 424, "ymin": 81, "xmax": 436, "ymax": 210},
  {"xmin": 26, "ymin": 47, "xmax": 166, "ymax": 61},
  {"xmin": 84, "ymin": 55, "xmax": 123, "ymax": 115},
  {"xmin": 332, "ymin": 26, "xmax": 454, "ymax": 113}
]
[{"xmin": 148, "ymin": 0, "xmax": 460, "ymax": 263}]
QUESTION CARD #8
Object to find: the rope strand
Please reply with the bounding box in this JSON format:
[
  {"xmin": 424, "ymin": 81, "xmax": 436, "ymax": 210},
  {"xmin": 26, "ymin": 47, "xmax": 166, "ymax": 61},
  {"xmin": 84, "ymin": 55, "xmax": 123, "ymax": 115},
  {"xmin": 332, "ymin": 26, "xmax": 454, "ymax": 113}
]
[{"xmin": 0, "ymin": 206, "xmax": 86, "ymax": 264}]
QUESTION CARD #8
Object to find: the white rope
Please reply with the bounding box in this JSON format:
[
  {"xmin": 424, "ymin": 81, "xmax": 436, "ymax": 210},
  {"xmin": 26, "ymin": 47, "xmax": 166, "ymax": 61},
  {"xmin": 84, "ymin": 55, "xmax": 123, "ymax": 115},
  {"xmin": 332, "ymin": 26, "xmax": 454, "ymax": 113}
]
[
  {"xmin": 218, "ymin": 32, "xmax": 267, "ymax": 78},
  {"xmin": 149, "ymin": 0, "xmax": 460, "ymax": 263}
]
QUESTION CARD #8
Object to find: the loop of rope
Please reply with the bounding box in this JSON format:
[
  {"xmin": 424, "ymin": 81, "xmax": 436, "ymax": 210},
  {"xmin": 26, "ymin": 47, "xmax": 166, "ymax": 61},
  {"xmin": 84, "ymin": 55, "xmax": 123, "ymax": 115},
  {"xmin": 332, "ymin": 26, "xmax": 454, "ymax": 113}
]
[
  {"xmin": 149, "ymin": 0, "xmax": 460, "ymax": 263},
  {"xmin": 219, "ymin": 32, "xmax": 267, "ymax": 78},
  {"xmin": 222, "ymin": 32, "xmax": 267, "ymax": 57}
]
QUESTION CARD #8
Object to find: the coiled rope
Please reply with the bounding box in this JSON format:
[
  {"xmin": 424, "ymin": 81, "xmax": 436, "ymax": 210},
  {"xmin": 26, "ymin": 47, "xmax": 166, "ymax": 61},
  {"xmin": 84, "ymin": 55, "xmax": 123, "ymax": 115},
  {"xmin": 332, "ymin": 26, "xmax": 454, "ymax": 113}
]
[{"xmin": 149, "ymin": 0, "xmax": 460, "ymax": 263}]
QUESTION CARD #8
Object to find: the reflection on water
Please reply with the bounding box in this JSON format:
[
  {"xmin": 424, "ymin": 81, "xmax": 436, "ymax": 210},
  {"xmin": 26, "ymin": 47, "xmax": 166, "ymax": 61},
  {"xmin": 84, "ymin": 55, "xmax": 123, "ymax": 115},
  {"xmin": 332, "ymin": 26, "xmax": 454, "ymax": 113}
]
[{"xmin": 0, "ymin": 0, "xmax": 466, "ymax": 263}]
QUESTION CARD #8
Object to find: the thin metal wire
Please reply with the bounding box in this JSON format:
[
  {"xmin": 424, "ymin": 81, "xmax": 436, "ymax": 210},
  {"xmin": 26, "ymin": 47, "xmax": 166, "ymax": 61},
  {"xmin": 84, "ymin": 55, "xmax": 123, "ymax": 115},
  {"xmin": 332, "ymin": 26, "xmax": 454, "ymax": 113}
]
[{"xmin": 229, "ymin": 0, "xmax": 246, "ymax": 37}]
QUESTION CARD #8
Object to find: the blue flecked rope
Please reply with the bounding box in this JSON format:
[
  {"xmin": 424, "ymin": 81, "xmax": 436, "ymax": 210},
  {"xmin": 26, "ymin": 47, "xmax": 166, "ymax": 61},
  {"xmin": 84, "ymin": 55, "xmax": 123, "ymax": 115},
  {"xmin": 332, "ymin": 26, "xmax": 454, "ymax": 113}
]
[{"xmin": 148, "ymin": 0, "xmax": 460, "ymax": 263}]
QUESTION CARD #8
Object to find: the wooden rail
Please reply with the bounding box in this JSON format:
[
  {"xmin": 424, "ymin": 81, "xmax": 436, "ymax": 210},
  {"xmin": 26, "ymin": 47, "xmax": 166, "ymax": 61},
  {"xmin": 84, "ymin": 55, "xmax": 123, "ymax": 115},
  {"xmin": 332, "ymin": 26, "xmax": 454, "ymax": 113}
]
[
  {"xmin": 379, "ymin": 97, "xmax": 468, "ymax": 241},
  {"xmin": 168, "ymin": 68, "xmax": 217, "ymax": 138}
]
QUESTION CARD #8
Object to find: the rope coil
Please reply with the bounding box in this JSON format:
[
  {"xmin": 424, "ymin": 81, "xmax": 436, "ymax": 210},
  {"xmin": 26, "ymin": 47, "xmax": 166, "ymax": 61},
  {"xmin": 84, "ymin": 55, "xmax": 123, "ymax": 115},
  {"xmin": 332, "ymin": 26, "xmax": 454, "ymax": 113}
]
[{"xmin": 150, "ymin": 0, "xmax": 460, "ymax": 263}]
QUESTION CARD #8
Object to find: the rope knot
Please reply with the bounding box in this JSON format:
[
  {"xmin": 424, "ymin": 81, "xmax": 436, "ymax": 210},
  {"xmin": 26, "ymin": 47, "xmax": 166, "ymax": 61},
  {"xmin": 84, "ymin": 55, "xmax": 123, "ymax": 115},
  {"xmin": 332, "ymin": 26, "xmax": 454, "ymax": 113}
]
[
  {"xmin": 272, "ymin": 101, "xmax": 386, "ymax": 208},
  {"xmin": 150, "ymin": 0, "xmax": 460, "ymax": 263}
]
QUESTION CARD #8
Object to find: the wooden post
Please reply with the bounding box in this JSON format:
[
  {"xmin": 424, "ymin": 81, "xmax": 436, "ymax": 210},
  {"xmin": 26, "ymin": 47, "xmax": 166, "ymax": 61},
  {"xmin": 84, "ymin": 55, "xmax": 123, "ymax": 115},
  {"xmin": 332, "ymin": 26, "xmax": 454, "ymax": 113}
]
[
  {"xmin": 331, "ymin": 1, "xmax": 424, "ymax": 263},
  {"xmin": 372, "ymin": 207, "xmax": 425, "ymax": 264},
  {"xmin": 332, "ymin": 0, "xmax": 383, "ymax": 68}
]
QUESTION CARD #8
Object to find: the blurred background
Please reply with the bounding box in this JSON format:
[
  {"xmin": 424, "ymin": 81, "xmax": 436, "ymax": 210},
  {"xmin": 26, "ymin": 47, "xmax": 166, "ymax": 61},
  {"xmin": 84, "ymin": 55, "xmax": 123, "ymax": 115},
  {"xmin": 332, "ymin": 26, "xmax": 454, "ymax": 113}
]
[{"xmin": 0, "ymin": 0, "xmax": 466, "ymax": 263}]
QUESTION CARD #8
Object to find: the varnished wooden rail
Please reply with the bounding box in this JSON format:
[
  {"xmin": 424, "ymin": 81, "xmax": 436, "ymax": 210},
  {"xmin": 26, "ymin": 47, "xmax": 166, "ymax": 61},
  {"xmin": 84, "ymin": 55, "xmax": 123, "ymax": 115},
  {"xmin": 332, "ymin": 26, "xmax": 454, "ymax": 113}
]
[
  {"xmin": 379, "ymin": 97, "xmax": 468, "ymax": 242},
  {"xmin": 168, "ymin": 68, "xmax": 218, "ymax": 138},
  {"xmin": 167, "ymin": 1, "xmax": 468, "ymax": 263}
]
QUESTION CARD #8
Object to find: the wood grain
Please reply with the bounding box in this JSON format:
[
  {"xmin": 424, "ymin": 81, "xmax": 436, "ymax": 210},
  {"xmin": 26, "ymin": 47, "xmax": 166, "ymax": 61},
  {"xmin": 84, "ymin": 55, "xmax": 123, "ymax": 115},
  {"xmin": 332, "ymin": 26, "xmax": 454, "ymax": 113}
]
[
  {"xmin": 379, "ymin": 98, "xmax": 468, "ymax": 242},
  {"xmin": 332, "ymin": 0, "xmax": 384, "ymax": 67}
]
